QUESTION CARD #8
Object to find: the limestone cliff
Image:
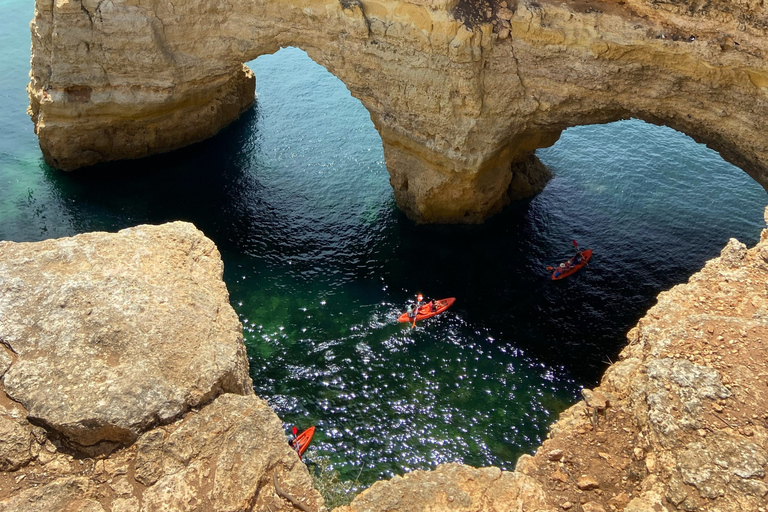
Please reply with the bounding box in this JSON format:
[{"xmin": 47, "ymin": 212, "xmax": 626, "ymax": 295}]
[
  {"xmin": 28, "ymin": 0, "xmax": 768, "ymax": 223},
  {"xmin": 0, "ymin": 223, "xmax": 322, "ymax": 512},
  {"xmin": 333, "ymin": 212, "xmax": 768, "ymax": 511}
]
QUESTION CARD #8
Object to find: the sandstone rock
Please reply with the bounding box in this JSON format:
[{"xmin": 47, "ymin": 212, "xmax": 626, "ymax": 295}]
[
  {"xmin": 547, "ymin": 448, "xmax": 564, "ymax": 461},
  {"xmin": 497, "ymin": 7, "xmax": 515, "ymax": 20},
  {"xmin": 0, "ymin": 395, "xmax": 44, "ymax": 472},
  {"xmin": 334, "ymin": 463, "xmax": 553, "ymax": 512},
  {"xmin": 0, "ymin": 347, "xmax": 11, "ymax": 377},
  {"xmin": 608, "ymin": 492, "xmax": 630, "ymax": 510},
  {"xmin": 0, "ymin": 409, "xmax": 39, "ymax": 472},
  {"xmin": 514, "ymin": 453, "xmax": 538, "ymax": 474},
  {"xmin": 0, "ymin": 222, "xmax": 252, "ymax": 451},
  {"xmin": 623, "ymin": 491, "xmax": 669, "ymax": 512},
  {"xmin": 0, "ymin": 477, "xmax": 102, "ymax": 512},
  {"xmin": 576, "ymin": 475, "xmax": 600, "ymax": 490},
  {"xmin": 508, "ymin": 153, "xmax": 553, "ymax": 201},
  {"xmin": 111, "ymin": 497, "xmax": 140, "ymax": 512},
  {"xmin": 0, "ymin": 223, "xmax": 320, "ymax": 511},
  {"xmin": 29, "ymin": 0, "xmax": 768, "ymax": 223},
  {"xmin": 720, "ymin": 238, "xmax": 748, "ymax": 268},
  {"xmin": 644, "ymin": 451, "xmax": 656, "ymax": 472},
  {"xmin": 679, "ymin": 430, "xmax": 768, "ymax": 499},
  {"xmin": 643, "ymin": 358, "xmax": 730, "ymax": 446},
  {"xmin": 137, "ymin": 393, "xmax": 322, "ymax": 512},
  {"xmin": 581, "ymin": 388, "xmax": 609, "ymax": 410},
  {"xmin": 581, "ymin": 502, "xmax": 607, "ymax": 512}
]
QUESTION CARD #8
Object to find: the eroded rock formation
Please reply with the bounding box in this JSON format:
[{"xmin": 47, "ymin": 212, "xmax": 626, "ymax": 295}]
[
  {"xmin": 0, "ymin": 223, "xmax": 322, "ymax": 511},
  {"xmin": 29, "ymin": 0, "xmax": 768, "ymax": 223},
  {"xmin": 333, "ymin": 212, "xmax": 768, "ymax": 511}
]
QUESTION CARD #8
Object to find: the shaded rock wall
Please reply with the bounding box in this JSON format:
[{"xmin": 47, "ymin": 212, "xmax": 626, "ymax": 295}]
[
  {"xmin": 29, "ymin": 0, "xmax": 768, "ymax": 223},
  {"xmin": 0, "ymin": 223, "xmax": 321, "ymax": 511}
]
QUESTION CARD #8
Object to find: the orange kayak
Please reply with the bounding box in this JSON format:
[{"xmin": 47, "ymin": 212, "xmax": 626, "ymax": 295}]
[
  {"xmin": 552, "ymin": 249, "xmax": 592, "ymax": 280},
  {"xmin": 398, "ymin": 297, "xmax": 455, "ymax": 323},
  {"xmin": 289, "ymin": 426, "xmax": 315, "ymax": 459}
]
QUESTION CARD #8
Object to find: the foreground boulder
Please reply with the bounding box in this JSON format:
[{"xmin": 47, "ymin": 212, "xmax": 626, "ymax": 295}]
[
  {"xmin": 334, "ymin": 463, "xmax": 552, "ymax": 512},
  {"xmin": 0, "ymin": 222, "xmax": 322, "ymax": 511},
  {"xmin": 0, "ymin": 222, "xmax": 252, "ymax": 451}
]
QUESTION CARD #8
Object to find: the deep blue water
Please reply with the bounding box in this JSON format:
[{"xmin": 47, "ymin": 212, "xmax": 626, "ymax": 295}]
[{"xmin": 2, "ymin": 1, "xmax": 766, "ymax": 483}]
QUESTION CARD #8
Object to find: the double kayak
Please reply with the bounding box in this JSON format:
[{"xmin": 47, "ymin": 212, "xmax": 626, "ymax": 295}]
[
  {"xmin": 398, "ymin": 297, "xmax": 456, "ymax": 323},
  {"xmin": 551, "ymin": 249, "xmax": 592, "ymax": 280},
  {"xmin": 289, "ymin": 426, "xmax": 315, "ymax": 459}
]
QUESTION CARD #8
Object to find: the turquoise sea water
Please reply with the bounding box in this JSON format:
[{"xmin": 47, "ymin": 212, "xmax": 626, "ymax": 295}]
[{"xmin": 2, "ymin": 1, "xmax": 767, "ymax": 484}]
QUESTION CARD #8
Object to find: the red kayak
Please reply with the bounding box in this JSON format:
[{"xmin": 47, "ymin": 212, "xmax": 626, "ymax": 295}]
[
  {"xmin": 398, "ymin": 297, "xmax": 455, "ymax": 324},
  {"xmin": 289, "ymin": 426, "xmax": 315, "ymax": 459},
  {"xmin": 552, "ymin": 249, "xmax": 592, "ymax": 280}
]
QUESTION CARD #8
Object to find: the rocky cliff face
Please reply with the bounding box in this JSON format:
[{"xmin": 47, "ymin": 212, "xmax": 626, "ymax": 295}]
[
  {"xmin": 2, "ymin": 218, "xmax": 768, "ymax": 510},
  {"xmin": 333, "ymin": 212, "xmax": 768, "ymax": 511},
  {"xmin": 29, "ymin": 0, "xmax": 768, "ymax": 223},
  {"xmin": 0, "ymin": 223, "xmax": 322, "ymax": 511}
]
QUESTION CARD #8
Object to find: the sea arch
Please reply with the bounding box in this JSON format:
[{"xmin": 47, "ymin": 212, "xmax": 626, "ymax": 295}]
[{"xmin": 28, "ymin": 0, "xmax": 768, "ymax": 223}]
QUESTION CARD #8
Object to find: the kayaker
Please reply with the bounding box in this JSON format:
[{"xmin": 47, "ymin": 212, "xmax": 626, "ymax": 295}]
[
  {"xmin": 410, "ymin": 294, "xmax": 424, "ymax": 328},
  {"xmin": 406, "ymin": 304, "xmax": 416, "ymax": 321},
  {"xmin": 288, "ymin": 426, "xmax": 303, "ymax": 457}
]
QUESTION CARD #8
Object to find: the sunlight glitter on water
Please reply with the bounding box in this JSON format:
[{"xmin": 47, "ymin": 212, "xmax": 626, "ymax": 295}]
[{"xmin": 1, "ymin": 0, "xmax": 767, "ymax": 484}]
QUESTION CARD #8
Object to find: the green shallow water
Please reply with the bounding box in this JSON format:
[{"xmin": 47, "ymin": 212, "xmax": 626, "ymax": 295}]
[{"xmin": 2, "ymin": 1, "xmax": 767, "ymax": 484}]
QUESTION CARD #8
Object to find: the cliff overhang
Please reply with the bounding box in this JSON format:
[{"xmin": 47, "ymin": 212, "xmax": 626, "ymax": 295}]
[{"xmin": 28, "ymin": 0, "xmax": 768, "ymax": 223}]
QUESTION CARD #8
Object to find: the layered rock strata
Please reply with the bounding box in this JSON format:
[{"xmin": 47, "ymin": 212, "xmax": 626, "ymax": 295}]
[
  {"xmin": 30, "ymin": 0, "xmax": 768, "ymax": 223},
  {"xmin": 334, "ymin": 214, "xmax": 768, "ymax": 511},
  {"xmin": 0, "ymin": 223, "xmax": 322, "ymax": 511}
]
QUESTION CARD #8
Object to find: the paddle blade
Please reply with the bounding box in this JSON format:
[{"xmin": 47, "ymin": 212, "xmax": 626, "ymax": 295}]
[
  {"xmin": 572, "ymin": 239, "xmax": 579, "ymax": 248},
  {"xmin": 546, "ymin": 266, "xmax": 553, "ymax": 270}
]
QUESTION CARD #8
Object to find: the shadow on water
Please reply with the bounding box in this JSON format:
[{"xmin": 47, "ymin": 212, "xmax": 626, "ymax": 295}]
[{"xmin": 41, "ymin": 107, "xmax": 275, "ymax": 252}]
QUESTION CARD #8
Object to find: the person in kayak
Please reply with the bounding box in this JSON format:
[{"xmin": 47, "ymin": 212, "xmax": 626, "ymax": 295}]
[
  {"xmin": 288, "ymin": 425, "xmax": 298, "ymax": 448},
  {"xmin": 407, "ymin": 294, "xmax": 424, "ymax": 328}
]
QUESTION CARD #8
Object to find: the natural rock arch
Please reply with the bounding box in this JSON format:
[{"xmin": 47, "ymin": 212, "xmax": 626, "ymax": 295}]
[{"xmin": 28, "ymin": 0, "xmax": 768, "ymax": 223}]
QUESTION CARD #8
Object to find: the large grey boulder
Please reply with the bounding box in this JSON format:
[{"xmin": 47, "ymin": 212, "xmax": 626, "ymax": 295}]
[
  {"xmin": 137, "ymin": 393, "xmax": 321, "ymax": 512},
  {"xmin": 0, "ymin": 222, "xmax": 252, "ymax": 451}
]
